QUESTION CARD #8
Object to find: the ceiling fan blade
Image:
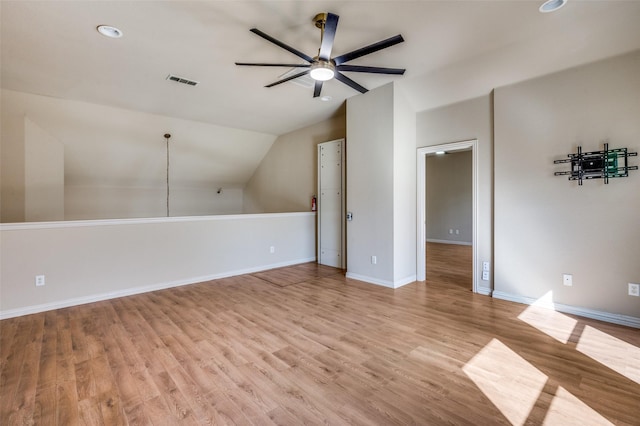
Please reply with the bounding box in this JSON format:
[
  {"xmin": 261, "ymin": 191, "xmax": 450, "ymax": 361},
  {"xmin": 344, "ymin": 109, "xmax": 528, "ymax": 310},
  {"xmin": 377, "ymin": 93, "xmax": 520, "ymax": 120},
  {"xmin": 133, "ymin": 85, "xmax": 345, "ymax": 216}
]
[
  {"xmin": 333, "ymin": 34, "xmax": 404, "ymax": 66},
  {"xmin": 318, "ymin": 13, "xmax": 339, "ymax": 61},
  {"xmin": 334, "ymin": 72, "xmax": 368, "ymax": 94},
  {"xmin": 337, "ymin": 65, "xmax": 405, "ymax": 75},
  {"xmin": 313, "ymin": 80, "xmax": 323, "ymax": 98},
  {"xmin": 236, "ymin": 62, "xmax": 310, "ymax": 68},
  {"xmin": 265, "ymin": 70, "xmax": 310, "ymax": 88},
  {"xmin": 250, "ymin": 28, "xmax": 314, "ymax": 63}
]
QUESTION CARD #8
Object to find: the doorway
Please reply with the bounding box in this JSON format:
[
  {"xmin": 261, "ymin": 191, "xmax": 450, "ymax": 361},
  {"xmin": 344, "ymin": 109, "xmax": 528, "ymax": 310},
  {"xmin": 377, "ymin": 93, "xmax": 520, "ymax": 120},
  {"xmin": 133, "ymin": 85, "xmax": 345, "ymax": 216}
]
[{"xmin": 416, "ymin": 140, "xmax": 478, "ymax": 292}]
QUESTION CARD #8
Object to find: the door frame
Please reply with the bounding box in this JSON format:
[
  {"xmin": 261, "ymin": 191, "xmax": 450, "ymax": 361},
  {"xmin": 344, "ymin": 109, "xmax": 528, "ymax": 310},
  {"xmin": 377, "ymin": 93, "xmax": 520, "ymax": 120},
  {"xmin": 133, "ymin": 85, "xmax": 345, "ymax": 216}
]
[{"xmin": 416, "ymin": 139, "xmax": 478, "ymax": 293}]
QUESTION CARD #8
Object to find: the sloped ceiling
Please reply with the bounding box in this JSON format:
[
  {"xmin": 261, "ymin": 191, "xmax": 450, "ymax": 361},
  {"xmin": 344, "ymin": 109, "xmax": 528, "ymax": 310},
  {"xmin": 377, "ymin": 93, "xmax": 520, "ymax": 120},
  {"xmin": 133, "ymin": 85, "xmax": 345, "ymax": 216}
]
[
  {"xmin": 3, "ymin": 1, "xmax": 640, "ymax": 136},
  {"xmin": 2, "ymin": 1, "xmax": 640, "ymax": 195}
]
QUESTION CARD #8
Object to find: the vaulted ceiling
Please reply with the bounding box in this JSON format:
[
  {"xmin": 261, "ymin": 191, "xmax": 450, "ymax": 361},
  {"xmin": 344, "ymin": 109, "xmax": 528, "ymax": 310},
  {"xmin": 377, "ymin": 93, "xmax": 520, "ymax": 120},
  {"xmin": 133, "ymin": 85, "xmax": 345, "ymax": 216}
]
[{"xmin": 3, "ymin": 1, "xmax": 640, "ymax": 136}]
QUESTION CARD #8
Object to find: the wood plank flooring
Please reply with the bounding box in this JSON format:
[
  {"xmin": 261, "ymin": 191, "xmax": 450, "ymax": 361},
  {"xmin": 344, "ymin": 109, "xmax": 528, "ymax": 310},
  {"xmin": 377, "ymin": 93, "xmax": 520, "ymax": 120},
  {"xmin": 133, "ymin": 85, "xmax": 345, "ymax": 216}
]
[
  {"xmin": 1, "ymin": 262, "xmax": 639, "ymax": 425},
  {"xmin": 426, "ymin": 242, "xmax": 472, "ymax": 290}
]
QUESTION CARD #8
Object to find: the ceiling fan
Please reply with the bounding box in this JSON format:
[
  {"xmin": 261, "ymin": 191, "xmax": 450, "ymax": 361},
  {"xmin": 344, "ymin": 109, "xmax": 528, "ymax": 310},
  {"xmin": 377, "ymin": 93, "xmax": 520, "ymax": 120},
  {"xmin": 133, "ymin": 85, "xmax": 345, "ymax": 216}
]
[{"xmin": 235, "ymin": 12, "xmax": 405, "ymax": 98}]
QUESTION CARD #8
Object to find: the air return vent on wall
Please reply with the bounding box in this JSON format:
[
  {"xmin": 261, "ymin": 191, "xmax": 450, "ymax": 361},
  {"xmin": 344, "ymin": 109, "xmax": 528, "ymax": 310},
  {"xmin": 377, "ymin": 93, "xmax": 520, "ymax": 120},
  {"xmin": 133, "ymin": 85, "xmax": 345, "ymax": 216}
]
[{"xmin": 166, "ymin": 74, "xmax": 199, "ymax": 86}]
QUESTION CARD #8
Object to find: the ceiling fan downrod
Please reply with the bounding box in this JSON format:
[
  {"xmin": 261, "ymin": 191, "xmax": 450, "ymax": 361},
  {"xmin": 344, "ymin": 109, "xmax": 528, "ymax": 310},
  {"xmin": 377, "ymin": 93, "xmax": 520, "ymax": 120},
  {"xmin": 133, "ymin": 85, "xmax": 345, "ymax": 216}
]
[{"xmin": 314, "ymin": 12, "xmax": 329, "ymax": 52}]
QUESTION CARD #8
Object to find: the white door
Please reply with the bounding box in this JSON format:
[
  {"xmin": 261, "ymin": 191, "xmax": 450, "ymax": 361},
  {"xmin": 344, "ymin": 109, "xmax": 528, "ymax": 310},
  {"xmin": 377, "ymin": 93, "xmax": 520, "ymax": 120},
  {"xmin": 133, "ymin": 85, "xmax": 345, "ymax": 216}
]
[{"xmin": 318, "ymin": 139, "xmax": 345, "ymax": 268}]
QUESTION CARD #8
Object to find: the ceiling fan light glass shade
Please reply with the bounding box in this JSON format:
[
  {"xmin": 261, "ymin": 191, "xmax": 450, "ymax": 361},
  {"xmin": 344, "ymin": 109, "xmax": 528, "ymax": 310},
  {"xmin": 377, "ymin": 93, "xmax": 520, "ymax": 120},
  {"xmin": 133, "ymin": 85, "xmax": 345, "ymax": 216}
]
[
  {"xmin": 539, "ymin": 0, "xmax": 567, "ymax": 13},
  {"xmin": 310, "ymin": 61, "xmax": 335, "ymax": 81}
]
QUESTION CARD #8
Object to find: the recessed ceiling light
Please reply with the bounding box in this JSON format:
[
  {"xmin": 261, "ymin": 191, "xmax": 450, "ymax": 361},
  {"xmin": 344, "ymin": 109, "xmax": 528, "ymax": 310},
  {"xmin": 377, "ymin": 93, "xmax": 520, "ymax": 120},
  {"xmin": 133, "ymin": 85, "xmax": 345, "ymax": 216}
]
[
  {"xmin": 539, "ymin": 0, "xmax": 567, "ymax": 13},
  {"xmin": 320, "ymin": 95, "xmax": 332, "ymax": 102},
  {"xmin": 435, "ymin": 151, "xmax": 446, "ymax": 155},
  {"xmin": 97, "ymin": 25, "xmax": 123, "ymax": 38}
]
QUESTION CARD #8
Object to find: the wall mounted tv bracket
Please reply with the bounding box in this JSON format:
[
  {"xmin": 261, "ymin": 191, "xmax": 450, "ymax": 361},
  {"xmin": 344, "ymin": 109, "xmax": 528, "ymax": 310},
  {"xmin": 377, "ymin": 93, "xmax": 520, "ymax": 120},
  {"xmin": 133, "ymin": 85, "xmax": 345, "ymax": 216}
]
[{"xmin": 554, "ymin": 142, "xmax": 637, "ymax": 185}]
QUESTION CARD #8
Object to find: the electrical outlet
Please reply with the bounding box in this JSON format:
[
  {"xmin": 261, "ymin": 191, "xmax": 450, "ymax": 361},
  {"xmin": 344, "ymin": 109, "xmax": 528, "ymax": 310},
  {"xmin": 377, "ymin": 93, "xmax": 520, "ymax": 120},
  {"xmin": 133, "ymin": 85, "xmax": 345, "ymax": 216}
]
[
  {"xmin": 448, "ymin": 229, "xmax": 453, "ymax": 234},
  {"xmin": 269, "ymin": 246, "xmax": 275, "ymax": 254},
  {"xmin": 482, "ymin": 261, "xmax": 490, "ymax": 271},
  {"xmin": 629, "ymin": 283, "xmax": 640, "ymax": 297},
  {"xmin": 35, "ymin": 275, "xmax": 45, "ymax": 287},
  {"xmin": 482, "ymin": 271, "xmax": 489, "ymax": 281},
  {"xmin": 563, "ymin": 274, "xmax": 572, "ymax": 286},
  {"xmin": 371, "ymin": 256, "xmax": 377, "ymax": 265},
  {"xmin": 455, "ymin": 229, "xmax": 460, "ymax": 235}
]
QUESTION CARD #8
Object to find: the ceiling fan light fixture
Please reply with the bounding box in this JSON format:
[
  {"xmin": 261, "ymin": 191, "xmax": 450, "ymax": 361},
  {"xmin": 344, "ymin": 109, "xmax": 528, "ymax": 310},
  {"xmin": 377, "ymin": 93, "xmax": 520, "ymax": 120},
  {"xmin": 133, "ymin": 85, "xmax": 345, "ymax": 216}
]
[
  {"xmin": 539, "ymin": 0, "xmax": 567, "ymax": 13},
  {"xmin": 236, "ymin": 12, "xmax": 404, "ymax": 97},
  {"xmin": 310, "ymin": 61, "xmax": 335, "ymax": 81}
]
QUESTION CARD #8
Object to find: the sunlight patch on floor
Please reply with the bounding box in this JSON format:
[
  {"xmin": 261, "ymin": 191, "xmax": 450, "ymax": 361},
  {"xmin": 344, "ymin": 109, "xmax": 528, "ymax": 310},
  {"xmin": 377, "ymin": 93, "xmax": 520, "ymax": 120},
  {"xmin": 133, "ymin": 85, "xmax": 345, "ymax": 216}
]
[
  {"xmin": 517, "ymin": 291, "xmax": 577, "ymax": 344},
  {"xmin": 576, "ymin": 325, "xmax": 640, "ymax": 385},
  {"xmin": 463, "ymin": 338, "xmax": 547, "ymax": 426},
  {"xmin": 542, "ymin": 386, "xmax": 613, "ymax": 426}
]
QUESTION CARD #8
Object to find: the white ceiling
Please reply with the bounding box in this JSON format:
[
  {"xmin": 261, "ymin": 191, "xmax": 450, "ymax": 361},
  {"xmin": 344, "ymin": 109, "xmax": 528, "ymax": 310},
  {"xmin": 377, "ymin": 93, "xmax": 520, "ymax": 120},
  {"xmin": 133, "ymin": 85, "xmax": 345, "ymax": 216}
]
[{"xmin": 2, "ymin": 1, "xmax": 640, "ymax": 136}]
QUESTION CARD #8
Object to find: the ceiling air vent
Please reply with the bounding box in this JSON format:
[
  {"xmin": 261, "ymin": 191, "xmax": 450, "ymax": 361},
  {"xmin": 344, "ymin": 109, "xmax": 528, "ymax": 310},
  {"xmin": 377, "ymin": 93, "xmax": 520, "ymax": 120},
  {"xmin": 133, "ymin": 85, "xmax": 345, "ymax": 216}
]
[{"xmin": 166, "ymin": 74, "xmax": 199, "ymax": 86}]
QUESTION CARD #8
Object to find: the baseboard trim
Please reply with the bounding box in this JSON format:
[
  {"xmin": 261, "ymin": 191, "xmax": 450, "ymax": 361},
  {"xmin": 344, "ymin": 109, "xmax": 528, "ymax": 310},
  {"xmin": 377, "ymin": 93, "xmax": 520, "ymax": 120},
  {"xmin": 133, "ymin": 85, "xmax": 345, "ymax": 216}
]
[
  {"xmin": 492, "ymin": 291, "xmax": 640, "ymax": 329},
  {"xmin": 345, "ymin": 273, "xmax": 394, "ymax": 288},
  {"xmin": 476, "ymin": 286, "xmax": 493, "ymax": 296},
  {"xmin": 394, "ymin": 275, "xmax": 417, "ymax": 288},
  {"xmin": 426, "ymin": 239, "xmax": 472, "ymax": 246},
  {"xmin": 0, "ymin": 257, "xmax": 316, "ymax": 320},
  {"xmin": 345, "ymin": 273, "xmax": 416, "ymax": 289}
]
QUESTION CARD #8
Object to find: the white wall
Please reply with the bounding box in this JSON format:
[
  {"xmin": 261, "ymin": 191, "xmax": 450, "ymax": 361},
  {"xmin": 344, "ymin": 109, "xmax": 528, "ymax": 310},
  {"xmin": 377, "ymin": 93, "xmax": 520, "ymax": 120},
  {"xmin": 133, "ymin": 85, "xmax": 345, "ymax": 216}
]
[
  {"xmin": 417, "ymin": 95, "xmax": 494, "ymax": 293},
  {"xmin": 0, "ymin": 90, "xmax": 26, "ymax": 222},
  {"xmin": 426, "ymin": 151, "xmax": 473, "ymax": 244},
  {"xmin": 25, "ymin": 117, "xmax": 64, "ymax": 221},
  {"xmin": 64, "ymin": 184, "xmax": 244, "ymax": 220},
  {"xmin": 393, "ymin": 88, "xmax": 417, "ymax": 283},
  {"xmin": 346, "ymin": 83, "xmax": 416, "ymax": 288},
  {"xmin": 1, "ymin": 89, "xmax": 277, "ymax": 222},
  {"xmin": 244, "ymin": 113, "xmax": 346, "ymax": 213},
  {"xmin": 493, "ymin": 50, "xmax": 640, "ymax": 322},
  {"xmin": 346, "ymin": 84, "xmax": 395, "ymax": 285},
  {"xmin": 0, "ymin": 212, "xmax": 316, "ymax": 318}
]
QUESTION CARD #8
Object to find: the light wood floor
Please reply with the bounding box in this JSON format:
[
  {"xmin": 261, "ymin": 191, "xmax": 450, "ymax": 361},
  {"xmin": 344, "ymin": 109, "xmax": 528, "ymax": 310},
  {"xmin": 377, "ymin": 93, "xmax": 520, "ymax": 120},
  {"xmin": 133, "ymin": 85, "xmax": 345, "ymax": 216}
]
[
  {"xmin": 426, "ymin": 242, "xmax": 472, "ymax": 290},
  {"xmin": 2, "ymin": 262, "xmax": 639, "ymax": 425}
]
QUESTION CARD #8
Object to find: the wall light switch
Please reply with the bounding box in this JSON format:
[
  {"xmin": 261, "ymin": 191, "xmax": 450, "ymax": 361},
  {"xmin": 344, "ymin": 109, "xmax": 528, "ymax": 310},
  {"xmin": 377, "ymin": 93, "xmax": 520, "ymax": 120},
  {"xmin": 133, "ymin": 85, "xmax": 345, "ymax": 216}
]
[{"xmin": 269, "ymin": 246, "xmax": 275, "ymax": 254}]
